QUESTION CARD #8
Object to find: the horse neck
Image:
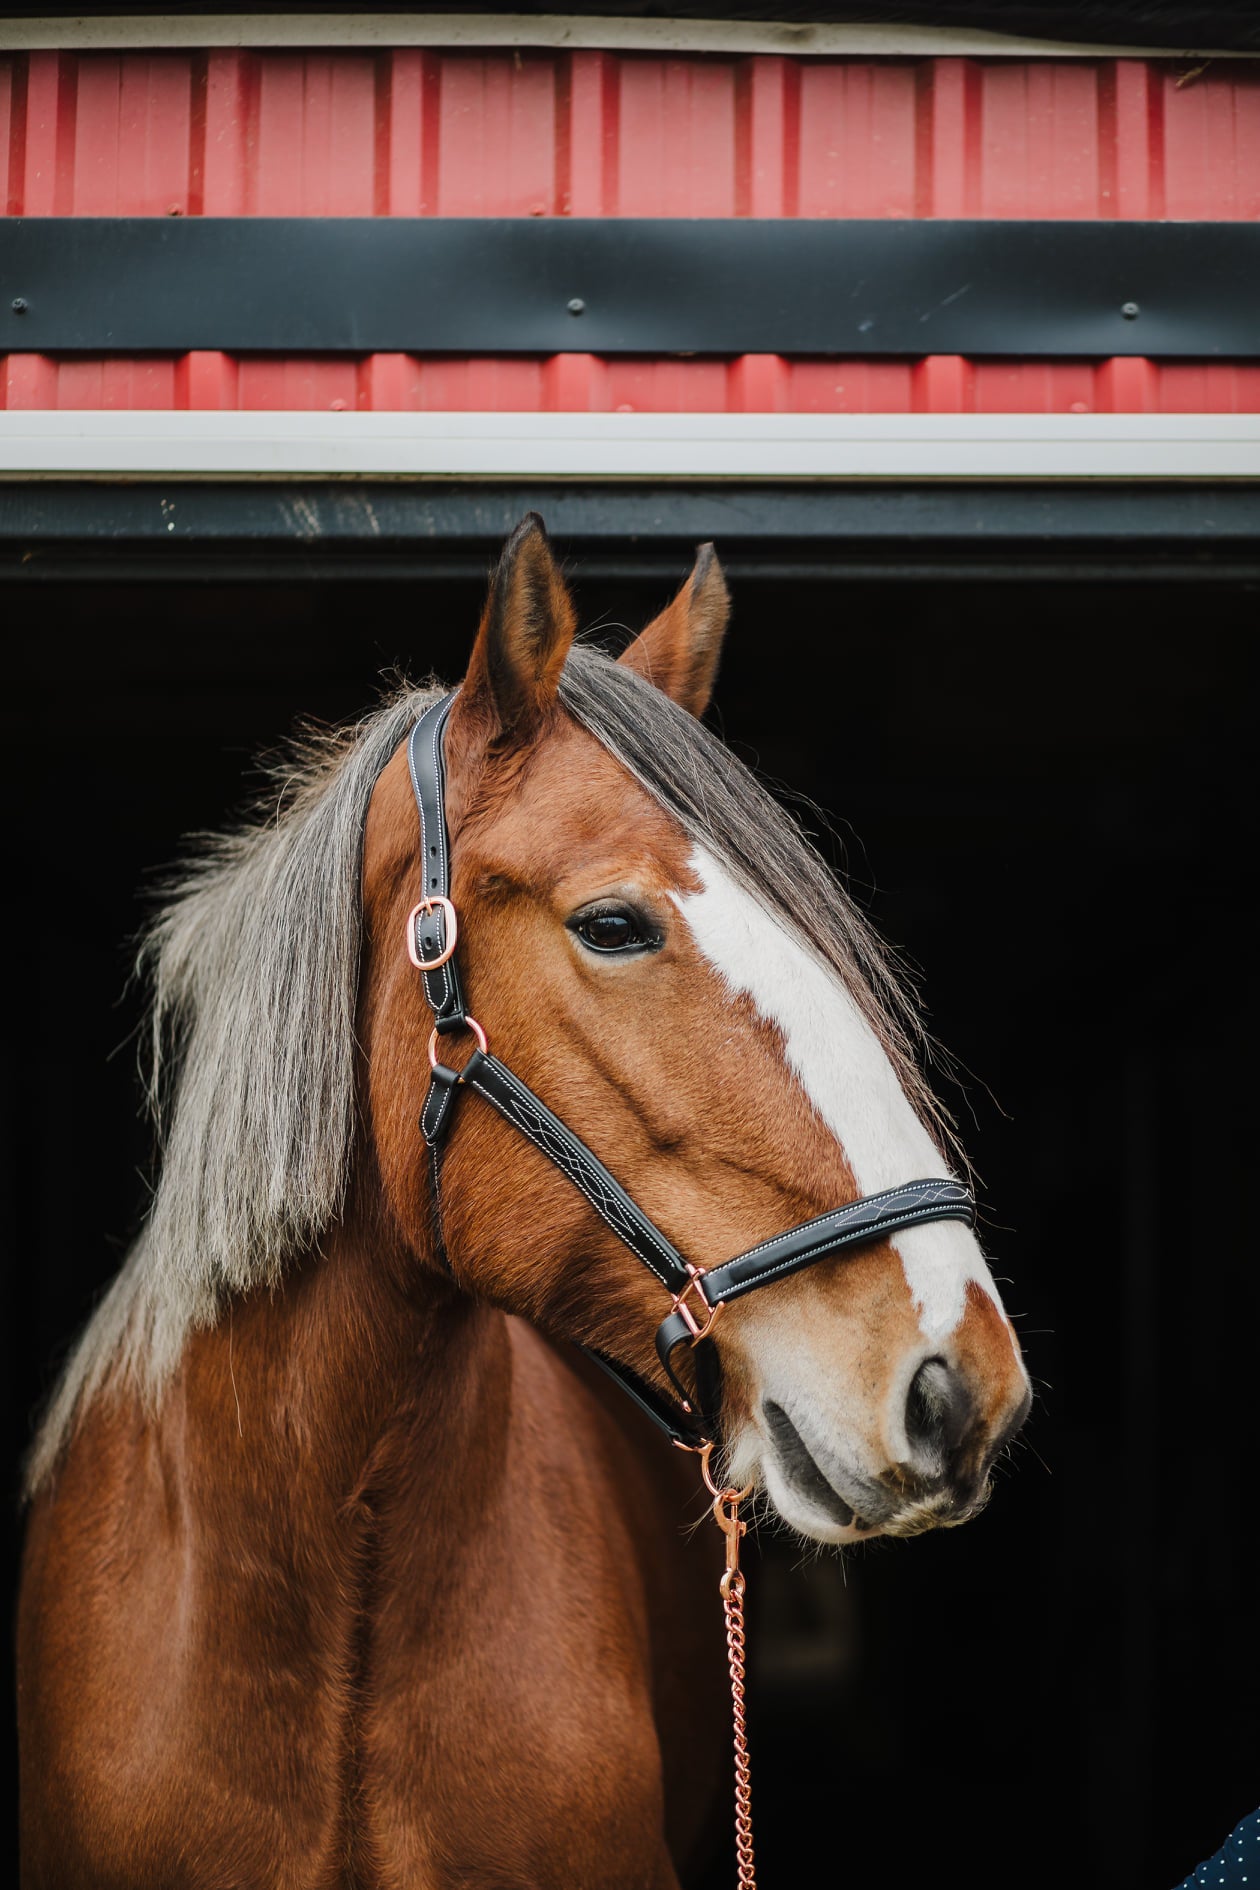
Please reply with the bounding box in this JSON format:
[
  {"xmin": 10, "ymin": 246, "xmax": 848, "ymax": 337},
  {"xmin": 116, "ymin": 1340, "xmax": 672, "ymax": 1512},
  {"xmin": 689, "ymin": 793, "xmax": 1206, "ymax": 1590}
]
[{"xmin": 176, "ymin": 1203, "xmax": 511, "ymax": 1543}]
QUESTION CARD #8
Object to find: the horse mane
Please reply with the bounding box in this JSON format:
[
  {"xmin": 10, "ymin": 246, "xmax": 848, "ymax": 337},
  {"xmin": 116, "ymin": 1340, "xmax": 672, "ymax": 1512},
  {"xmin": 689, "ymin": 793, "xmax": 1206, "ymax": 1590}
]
[
  {"xmin": 28, "ymin": 645, "xmax": 959, "ymax": 1494},
  {"xmin": 26, "ymin": 684, "xmax": 441, "ymax": 1493}
]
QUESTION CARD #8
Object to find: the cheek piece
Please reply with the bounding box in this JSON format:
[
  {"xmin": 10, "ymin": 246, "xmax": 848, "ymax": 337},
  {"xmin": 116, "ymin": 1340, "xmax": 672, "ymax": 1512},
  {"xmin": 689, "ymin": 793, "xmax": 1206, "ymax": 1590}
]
[{"xmin": 408, "ymin": 690, "xmax": 975, "ymax": 1448}]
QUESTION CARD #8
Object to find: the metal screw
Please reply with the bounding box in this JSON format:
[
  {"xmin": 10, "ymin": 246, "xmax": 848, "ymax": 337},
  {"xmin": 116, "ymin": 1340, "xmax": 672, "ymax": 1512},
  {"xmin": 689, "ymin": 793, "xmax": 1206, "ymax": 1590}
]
[
  {"xmin": 1121, "ymin": 301, "xmax": 1140, "ymax": 319},
  {"xmin": 11, "ymin": 297, "xmax": 27, "ymax": 314},
  {"xmin": 567, "ymin": 297, "xmax": 586, "ymax": 316}
]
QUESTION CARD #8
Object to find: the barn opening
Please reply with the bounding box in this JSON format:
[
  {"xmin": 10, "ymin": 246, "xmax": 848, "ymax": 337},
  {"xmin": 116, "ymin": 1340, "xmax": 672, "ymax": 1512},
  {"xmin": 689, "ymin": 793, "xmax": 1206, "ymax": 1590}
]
[{"xmin": 5, "ymin": 488, "xmax": 1255, "ymax": 1888}]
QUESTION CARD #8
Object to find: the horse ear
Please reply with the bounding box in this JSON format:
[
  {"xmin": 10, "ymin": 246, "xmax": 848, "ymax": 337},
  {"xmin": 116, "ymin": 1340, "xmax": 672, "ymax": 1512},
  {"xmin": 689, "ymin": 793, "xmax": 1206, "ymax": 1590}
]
[
  {"xmin": 617, "ymin": 542, "xmax": 730, "ymax": 717},
  {"xmin": 462, "ymin": 513, "xmax": 576, "ymax": 740}
]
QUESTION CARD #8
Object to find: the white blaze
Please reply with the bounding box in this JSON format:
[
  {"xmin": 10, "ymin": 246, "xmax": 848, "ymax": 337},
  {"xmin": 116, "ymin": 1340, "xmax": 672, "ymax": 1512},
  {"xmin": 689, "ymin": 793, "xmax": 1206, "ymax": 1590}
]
[{"xmin": 673, "ymin": 846, "xmax": 998, "ymax": 1344}]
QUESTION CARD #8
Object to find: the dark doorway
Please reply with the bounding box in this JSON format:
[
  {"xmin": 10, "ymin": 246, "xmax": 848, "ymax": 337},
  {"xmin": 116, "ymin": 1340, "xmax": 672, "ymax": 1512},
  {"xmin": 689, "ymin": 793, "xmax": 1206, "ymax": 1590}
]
[{"xmin": 7, "ymin": 565, "xmax": 1256, "ymax": 1889}]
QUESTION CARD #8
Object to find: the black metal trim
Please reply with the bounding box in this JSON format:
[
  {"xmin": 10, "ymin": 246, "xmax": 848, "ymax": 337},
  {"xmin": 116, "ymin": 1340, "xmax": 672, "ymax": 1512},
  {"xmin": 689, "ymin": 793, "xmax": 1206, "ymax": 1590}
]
[
  {"xmin": 2, "ymin": 481, "xmax": 1257, "ymax": 581},
  {"xmin": 3, "ymin": 218, "xmax": 1258, "ymax": 357}
]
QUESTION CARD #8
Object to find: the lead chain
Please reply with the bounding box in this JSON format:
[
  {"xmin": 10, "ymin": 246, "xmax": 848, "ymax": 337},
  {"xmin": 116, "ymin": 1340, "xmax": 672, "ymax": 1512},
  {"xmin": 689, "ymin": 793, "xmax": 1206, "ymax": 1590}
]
[
  {"xmin": 723, "ymin": 1564, "xmax": 756, "ymax": 1888},
  {"xmin": 700, "ymin": 1445, "xmax": 757, "ymax": 1890}
]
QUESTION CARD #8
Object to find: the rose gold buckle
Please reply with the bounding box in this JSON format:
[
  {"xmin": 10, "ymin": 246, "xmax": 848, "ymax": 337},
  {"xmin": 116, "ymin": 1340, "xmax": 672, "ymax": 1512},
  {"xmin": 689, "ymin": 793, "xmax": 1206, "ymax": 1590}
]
[
  {"xmin": 427, "ymin": 1016, "xmax": 488, "ymax": 1076},
  {"xmin": 669, "ymin": 1264, "xmax": 725, "ymax": 1344},
  {"xmin": 406, "ymin": 895, "xmax": 458, "ymax": 971}
]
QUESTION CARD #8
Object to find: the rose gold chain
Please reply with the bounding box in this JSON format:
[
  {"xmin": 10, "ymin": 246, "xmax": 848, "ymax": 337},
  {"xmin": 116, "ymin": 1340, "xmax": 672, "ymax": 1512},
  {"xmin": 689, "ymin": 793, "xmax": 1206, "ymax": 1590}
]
[
  {"xmin": 698, "ymin": 1444, "xmax": 757, "ymax": 1890},
  {"xmin": 723, "ymin": 1567, "xmax": 756, "ymax": 1888}
]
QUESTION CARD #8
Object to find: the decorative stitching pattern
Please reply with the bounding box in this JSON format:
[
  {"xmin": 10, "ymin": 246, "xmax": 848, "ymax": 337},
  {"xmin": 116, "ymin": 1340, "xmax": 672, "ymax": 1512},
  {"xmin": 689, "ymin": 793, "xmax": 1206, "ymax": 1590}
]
[
  {"xmin": 722, "ymin": 1179, "xmax": 969, "ymax": 1273},
  {"xmin": 710, "ymin": 1192, "xmax": 975, "ymax": 1300},
  {"xmin": 421, "ymin": 1071, "xmax": 458, "ymax": 1145},
  {"xmin": 468, "ymin": 1059, "xmax": 685, "ymax": 1290}
]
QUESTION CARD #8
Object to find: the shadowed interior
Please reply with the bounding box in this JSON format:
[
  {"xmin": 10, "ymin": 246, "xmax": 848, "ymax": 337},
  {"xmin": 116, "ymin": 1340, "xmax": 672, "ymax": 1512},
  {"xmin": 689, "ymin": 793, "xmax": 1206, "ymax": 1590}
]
[{"xmin": 8, "ymin": 569, "xmax": 1254, "ymax": 1890}]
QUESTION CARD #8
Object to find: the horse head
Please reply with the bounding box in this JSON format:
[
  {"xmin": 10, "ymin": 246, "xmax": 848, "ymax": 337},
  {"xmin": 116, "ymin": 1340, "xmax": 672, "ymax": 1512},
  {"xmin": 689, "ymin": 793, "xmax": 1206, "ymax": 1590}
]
[{"xmin": 360, "ymin": 515, "xmax": 1031, "ymax": 1545}]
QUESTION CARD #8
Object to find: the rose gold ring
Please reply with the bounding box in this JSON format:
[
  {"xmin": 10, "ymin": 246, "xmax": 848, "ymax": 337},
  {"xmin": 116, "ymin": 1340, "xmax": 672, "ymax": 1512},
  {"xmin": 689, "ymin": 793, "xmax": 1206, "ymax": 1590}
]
[
  {"xmin": 699, "ymin": 1441, "xmax": 754, "ymax": 1505},
  {"xmin": 406, "ymin": 895, "xmax": 458, "ymax": 972},
  {"xmin": 669, "ymin": 1264, "xmax": 726, "ymax": 1346},
  {"xmin": 427, "ymin": 1015, "xmax": 488, "ymax": 1074}
]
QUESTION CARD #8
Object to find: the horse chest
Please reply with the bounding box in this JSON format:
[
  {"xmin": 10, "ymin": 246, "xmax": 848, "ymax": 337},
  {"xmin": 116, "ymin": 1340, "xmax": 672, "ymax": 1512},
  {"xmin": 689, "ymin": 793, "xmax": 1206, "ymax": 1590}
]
[
  {"xmin": 351, "ymin": 1430, "xmax": 712, "ymax": 1882},
  {"xmin": 20, "ymin": 1362, "xmax": 715, "ymax": 1890},
  {"xmin": 357, "ymin": 1578, "xmax": 677, "ymax": 1885}
]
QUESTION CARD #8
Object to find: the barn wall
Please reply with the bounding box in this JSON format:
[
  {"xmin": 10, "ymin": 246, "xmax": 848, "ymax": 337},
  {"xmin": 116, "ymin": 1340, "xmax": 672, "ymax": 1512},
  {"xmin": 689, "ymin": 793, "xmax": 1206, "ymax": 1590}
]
[{"xmin": 2, "ymin": 46, "xmax": 1257, "ymax": 415}]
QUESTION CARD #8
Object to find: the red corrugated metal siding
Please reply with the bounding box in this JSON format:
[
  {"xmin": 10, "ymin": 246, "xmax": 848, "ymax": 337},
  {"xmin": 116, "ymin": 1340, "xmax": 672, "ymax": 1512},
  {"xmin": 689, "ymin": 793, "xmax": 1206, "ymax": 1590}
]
[{"xmin": 2, "ymin": 47, "xmax": 1258, "ymax": 413}]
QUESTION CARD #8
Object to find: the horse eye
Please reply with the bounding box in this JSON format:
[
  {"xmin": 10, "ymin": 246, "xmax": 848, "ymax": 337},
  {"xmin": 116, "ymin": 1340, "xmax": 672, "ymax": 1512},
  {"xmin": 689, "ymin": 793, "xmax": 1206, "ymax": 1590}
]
[{"xmin": 571, "ymin": 908, "xmax": 655, "ymax": 954}]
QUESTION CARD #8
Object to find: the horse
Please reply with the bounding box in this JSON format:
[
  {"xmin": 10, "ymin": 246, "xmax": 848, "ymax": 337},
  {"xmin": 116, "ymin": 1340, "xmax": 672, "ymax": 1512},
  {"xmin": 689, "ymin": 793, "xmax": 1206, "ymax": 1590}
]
[{"xmin": 18, "ymin": 515, "xmax": 1031, "ymax": 1888}]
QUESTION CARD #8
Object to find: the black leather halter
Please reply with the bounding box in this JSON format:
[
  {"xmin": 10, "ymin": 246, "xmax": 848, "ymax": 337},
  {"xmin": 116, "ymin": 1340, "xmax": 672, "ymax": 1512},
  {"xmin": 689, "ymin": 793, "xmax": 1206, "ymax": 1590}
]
[{"xmin": 408, "ymin": 692, "xmax": 976, "ymax": 1448}]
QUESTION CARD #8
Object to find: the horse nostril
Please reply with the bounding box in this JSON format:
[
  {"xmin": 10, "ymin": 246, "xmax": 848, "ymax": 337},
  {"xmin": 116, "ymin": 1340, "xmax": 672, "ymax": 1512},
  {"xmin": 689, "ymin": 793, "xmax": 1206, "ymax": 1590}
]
[{"xmin": 904, "ymin": 1356, "xmax": 971, "ymax": 1472}]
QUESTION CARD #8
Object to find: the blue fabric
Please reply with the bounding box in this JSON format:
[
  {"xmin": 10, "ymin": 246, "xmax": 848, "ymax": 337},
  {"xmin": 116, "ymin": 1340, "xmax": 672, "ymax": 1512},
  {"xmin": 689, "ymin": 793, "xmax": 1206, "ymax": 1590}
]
[{"xmin": 1174, "ymin": 1809, "xmax": 1259, "ymax": 1888}]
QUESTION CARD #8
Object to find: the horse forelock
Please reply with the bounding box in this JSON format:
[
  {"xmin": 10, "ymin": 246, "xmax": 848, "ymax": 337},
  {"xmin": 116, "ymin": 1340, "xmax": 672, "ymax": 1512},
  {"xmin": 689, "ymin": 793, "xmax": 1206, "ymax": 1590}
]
[{"xmin": 29, "ymin": 642, "xmax": 957, "ymax": 1494}]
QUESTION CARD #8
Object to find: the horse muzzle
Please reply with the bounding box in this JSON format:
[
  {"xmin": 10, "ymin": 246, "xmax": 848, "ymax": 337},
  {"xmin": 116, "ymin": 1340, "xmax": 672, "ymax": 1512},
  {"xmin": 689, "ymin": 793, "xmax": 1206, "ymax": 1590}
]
[{"xmin": 757, "ymin": 1356, "xmax": 1032, "ymax": 1544}]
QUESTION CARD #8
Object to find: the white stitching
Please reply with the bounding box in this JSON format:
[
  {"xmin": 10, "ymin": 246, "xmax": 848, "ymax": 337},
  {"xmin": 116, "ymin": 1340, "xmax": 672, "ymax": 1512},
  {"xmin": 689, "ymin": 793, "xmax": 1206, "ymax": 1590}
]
[
  {"xmin": 474, "ymin": 1065, "xmax": 680, "ymax": 1283},
  {"xmin": 713, "ymin": 1203, "xmax": 974, "ymax": 1297},
  {"xmin": 725, "ymin": 1180, "xmax": 965, "ymax": 1269},
  {"xmin": 467, "ymin": 1067, "xmax": 680, "ymax": 1289},
  {"xmin": 467, "ymin": 1076, "xmax": 670, "ymax": 1280},
  {"xmin": 422, "ymin": 1076, "xmax": 455, "ymax": 1142}
]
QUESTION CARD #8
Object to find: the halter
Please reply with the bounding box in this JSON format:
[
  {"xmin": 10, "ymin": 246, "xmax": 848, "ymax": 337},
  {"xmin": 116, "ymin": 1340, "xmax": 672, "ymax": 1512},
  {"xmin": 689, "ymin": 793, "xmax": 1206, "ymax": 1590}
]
[{"xmin": 407, "ymin": 691, "xmax": 976, "ymax": 1450}]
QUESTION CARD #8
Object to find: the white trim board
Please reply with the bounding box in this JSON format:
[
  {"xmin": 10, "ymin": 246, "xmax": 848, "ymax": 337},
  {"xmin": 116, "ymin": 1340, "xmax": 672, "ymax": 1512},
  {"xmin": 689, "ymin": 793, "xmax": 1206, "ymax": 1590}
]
[
  {"xmin": 0, "ymin": 412, "xmax": 1256, "ymax": 480},
  {"xmin": 0, "ymin": 13, "xmax": 1248, "ymax": 59}
]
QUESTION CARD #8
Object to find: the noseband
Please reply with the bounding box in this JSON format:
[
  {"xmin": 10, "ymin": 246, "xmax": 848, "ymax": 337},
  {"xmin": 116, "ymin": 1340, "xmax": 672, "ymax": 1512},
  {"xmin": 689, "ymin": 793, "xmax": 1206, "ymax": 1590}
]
[{"xmin": 408, "ymin": 692, "xmax": 975, "ymax": 1449}]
